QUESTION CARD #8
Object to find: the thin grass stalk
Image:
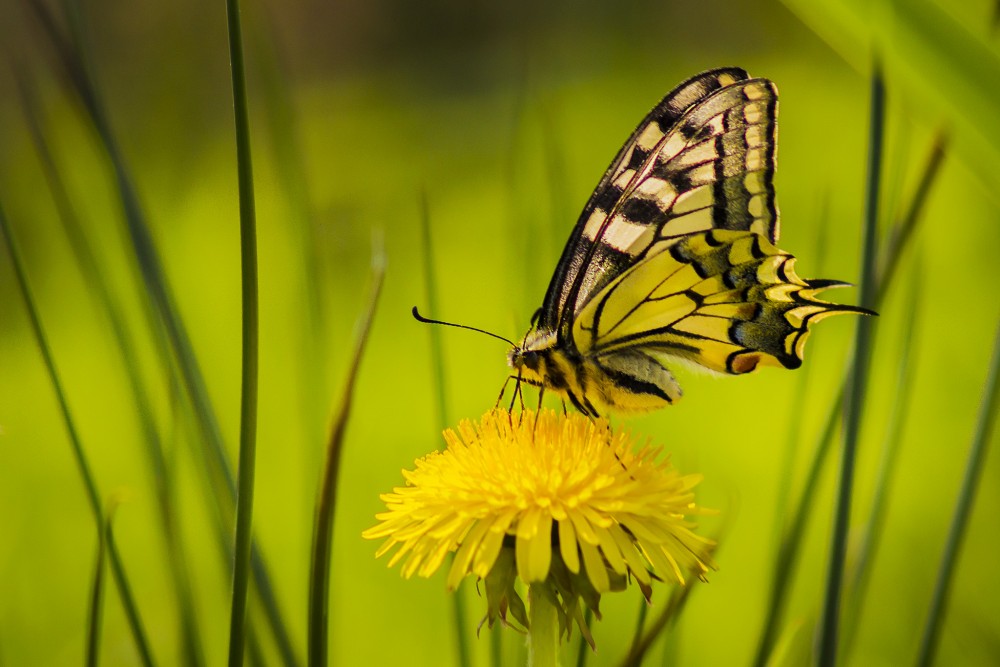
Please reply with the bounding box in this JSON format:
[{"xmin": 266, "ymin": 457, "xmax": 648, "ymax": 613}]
[
  {"xmin": 23, "ymin": 2, "xmax": 299, "ymax": 661},
  {"xmin": 619, "ymin": 578, "xmax": 699, "ymax": 667},
  {"xmin": 86, "ymin": 502, "xmax": 115, "ymax": 667},
  {"xmin": 15, "ymin": 72, "xmax": 206, "ymax": 667},
  {"xmin": 0, "ymin": 203, "xmax": 155, "ymax": 666},
  {"xmin": 840, "ymin": 263, "xmax": 921, "ymax": 657},
  {"xmin": 627, "ymin": 596, "xmax": 648, "ymax": 663},
  {"xmin": 575, "ymin": 608, "xmax": 593, "ymax": 667},
  {"xmin": 225, "ymin": 0, "xmax": 261, "ymax": 661},
  {"xmin": 816, "ymin": 63, "xmax": 884, "ymax": 667},
  {"xmin": 915, "ymin": 318, "xmax": 1000, "ymax": 666},
  {"xmin": 751, "ymin": 129, "xmax": 948, "ymax": 667},
  {"xmin": 307, "ymin": 248, "xmax": 385, "ymax": 666},
  {"xmin": 418, "ymin": 194, "xmax": 472, "ymax": 666}
]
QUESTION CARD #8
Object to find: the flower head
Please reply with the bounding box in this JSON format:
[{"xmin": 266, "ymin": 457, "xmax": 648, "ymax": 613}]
[{"xmin": 364, "ymin": 409, "xmax": 715, "ymax": 632}]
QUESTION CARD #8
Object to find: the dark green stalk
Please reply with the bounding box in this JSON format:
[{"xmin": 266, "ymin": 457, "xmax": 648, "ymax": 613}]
[
  {"xmin": 841, "ymin": 265, "xmax": 921, "ymax": 657},
  {"xmin": 619, "ymin": 580, "xmax": 699, "ymax": 667},
  {"xmin": 915, "ymin": 319, "xmax": 1000, "ymax": 666},
  {"xmin": 0, "ymin": 204, "xmax": 154, "ymax": 666},
  {"xmin": 816, "ymin": 64, "xmax": 884, "ymax": 667},
  {"xmin": 224, "ymin": 0, "xmax": 261, "ymax": 662},
  {"xmin": 308, "ymin": 250, "xmax": 385, "ymax": 666},
  {"xmin": 15, "ymin": 72, "xmax": 206, "ymax": 667},
  {"xmin": 628, "ymin": 596, "xmax": 648, "ymax": 661},
  {"xmin": 86, "ymin": 503, "xmax": 116, "ymax": 667},
  {"xmin": 418, "ymin": 195, "xmax": 471, "ymax": 666},
  {"xmin": 575, "ymin": 608, "xmax": 593, "ymax": 667}
]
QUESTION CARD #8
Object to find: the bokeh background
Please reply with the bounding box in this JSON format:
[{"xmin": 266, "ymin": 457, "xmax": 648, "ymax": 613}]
[{"xmin": 1, "ymin": 0, "xmax": 998, "ymax": 665}]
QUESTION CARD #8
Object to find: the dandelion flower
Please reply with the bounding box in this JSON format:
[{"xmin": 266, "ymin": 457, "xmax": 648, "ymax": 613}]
[{"xmin": 363, "ymin": 409, "xmax": 715, "ymax": 637}]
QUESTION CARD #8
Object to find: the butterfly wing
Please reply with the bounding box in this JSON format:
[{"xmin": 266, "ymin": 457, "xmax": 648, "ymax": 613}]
[
  {"xmin": 574, "ymin": 229, "xmax": 869, "ymax": 377},
  {"xmin": 538, "ymin": 68, "xmax": 780, "ymax": 344}
]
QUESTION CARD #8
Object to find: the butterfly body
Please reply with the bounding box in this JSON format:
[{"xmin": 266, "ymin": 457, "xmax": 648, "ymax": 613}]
[{"xmin": 506, "ymin": 67, "xmax": 871, "ymax": 417}]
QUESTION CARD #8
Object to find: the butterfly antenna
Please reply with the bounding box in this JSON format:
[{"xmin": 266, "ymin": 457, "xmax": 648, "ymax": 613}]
[{"xmin": 412, "ymin": 306, "xmax": 517, "ymax": 347}]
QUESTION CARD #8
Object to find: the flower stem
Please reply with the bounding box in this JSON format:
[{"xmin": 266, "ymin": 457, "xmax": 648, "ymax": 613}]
[{"xmin": 528, "ymin": 584, "xmax": 559, "ymax": 667}]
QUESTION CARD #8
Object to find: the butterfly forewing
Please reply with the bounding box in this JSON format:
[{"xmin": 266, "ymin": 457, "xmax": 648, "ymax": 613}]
[
  {"xmin": 537, "ymin": 67, "xmax": 757, "ymax": 333},
  {"xmin": 540, "ymin": 71, "xmax": 780, "ymax": 344}
]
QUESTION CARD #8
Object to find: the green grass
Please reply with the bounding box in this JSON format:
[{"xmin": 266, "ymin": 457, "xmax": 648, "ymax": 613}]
[{"xmin": 2, "ymin": 1, "xmax": 999, "ymax": 665}]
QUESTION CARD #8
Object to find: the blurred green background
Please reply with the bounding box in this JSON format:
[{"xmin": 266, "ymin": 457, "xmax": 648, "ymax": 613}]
[{"xmin": 1, "ymin": 0, "xmax": 998, "ymax": 665}]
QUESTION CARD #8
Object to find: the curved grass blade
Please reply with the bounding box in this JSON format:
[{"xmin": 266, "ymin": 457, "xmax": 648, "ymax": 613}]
[
  {"xmin": 86, "ymin": 498, "xmax": 123, "ymax": 667},
  {"xmin": 618, "ymin": 579, "xmax": 699, "ymax": 667},
  {"xmin": 307, "ymin": 243, "xmax": 385, "ymax": 667},
  {"xmin": 915, "ymin": 319, "xmax": 1000, "ymax": 666},
  {"xmin": 225, "ymin": 0, "xmax": 262, "ymax": 661},
  {"xmin": 0, "ymin": 203, "xmax": 154, "ymax": 666},
  {"xmin": 816, "ymin": 62, "xmax": 884, "ymax": 667}
]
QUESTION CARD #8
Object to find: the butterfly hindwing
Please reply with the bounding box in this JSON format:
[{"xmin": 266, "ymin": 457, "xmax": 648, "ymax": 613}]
[{"xmin": 574, "ymin": 230, "xmax": 862, "ymax": 376}]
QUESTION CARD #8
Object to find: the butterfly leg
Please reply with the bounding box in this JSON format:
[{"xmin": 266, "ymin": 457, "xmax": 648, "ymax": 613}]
[{"xmin": 495, "ymin": 374, "xmax": 517, "ymax": 410}]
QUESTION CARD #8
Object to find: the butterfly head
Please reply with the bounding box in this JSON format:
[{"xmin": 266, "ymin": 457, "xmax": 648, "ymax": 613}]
[{"xmin": 507, "ymin": 329, "xmax": 557, "ymax": 380}]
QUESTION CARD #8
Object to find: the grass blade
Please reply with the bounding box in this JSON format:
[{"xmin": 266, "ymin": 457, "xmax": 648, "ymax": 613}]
[
  {"xmin": 915, "ymin": 319, "xmax": 1000, "ymax": 666},
  {"xmin": 841, "ymin": 261, "xmax": 922, "ymax": 657},
  {"xmin": 86, "ymin": 499, "xmax": 124, "ymax": 667},
  {"xmin": 85, "ymin": 503, "xmax": 112, "ymax": 667},
  {"xmin": 816, "ymin": 62, "xmax": 884, "ymax": 667},
  {"xmin": 224, "ymin": 0, "xmax": 262, "ymax": 662},
  {"xmin": 307, "ymin": 244, "xmax": 385, "ymax": 666},
  {"xmin": 0, "ymin": 202, "xmax": 154, "ymax": 666}
]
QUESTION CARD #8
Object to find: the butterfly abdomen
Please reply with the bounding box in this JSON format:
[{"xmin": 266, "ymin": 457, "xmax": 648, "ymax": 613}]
[{"xmin": 509, "ymin": 330, "xmax": 682, "ymax": 415}]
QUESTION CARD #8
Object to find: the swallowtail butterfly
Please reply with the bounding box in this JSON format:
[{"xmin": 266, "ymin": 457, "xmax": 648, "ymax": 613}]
[{"xmin": 505, "ymin": 67, "xmax": 871, "ymax": 416}]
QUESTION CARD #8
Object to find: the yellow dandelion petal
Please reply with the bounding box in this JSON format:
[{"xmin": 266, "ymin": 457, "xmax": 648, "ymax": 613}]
[
  {"xmin": 641, "ymin": 541, "xmax": 685, "ymax": 585},
  {"xmin": 579, "ymin": 539, "xmax": 611, "ymax": 593},
  {"xmin": 593, "ymin": 525, "xmax": 628, "ymax": 575},
  {"xmin": 608, "ymin": 523, "xmax": 651, "ymax": 585},
  {"xmin": 472, "ymin": 526, "xmax": 505, "ymax": 579},
  {"xmin": 568, "ymin": 509, "xmax": 599, "ymax": 545},
  {"xmin": 448, "ymin": 518, "xmax": 492, "ymax": 589},
  {"xmin": 558, "ymin": 515, "xmax": 580, "ymax": 573}
]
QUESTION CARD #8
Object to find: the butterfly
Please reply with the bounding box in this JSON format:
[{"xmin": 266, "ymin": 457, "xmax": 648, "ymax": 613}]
[{"xmin": 505, "ymin": 67, "xmax": 872, "ymax": 417}]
